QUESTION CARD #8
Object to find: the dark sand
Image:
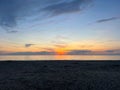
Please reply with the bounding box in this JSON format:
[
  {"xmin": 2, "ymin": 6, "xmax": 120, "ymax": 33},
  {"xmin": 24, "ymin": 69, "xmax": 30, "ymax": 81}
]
[{"xmin": 0, "ymin": 60, "xmax": 120, "ymax": 90}]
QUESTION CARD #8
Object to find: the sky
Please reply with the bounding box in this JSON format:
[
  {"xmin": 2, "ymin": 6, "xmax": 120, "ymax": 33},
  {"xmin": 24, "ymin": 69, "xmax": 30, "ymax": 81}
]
[{"xmin": 0, "ymin": 0, "xmax": 120, "ymax": 55}]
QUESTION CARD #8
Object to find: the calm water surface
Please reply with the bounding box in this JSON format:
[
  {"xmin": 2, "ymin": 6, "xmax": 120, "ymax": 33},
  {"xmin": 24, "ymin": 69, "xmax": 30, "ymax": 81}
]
[{"xmin": 0, "ymin": 55, "xmax": 120, "ymax": 61}]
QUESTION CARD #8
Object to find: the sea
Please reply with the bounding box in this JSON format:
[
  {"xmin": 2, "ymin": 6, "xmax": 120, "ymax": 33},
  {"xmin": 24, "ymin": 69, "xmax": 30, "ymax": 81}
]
[{"xmin": 0, "ymin": 55, "xmax": 120, "ymax": 61}]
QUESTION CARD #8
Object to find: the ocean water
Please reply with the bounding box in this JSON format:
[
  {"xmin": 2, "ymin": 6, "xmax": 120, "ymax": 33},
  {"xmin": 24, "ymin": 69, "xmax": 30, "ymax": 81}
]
[{"xmin": 0, "ymin": 55, "xmax": 120, "ymax": 61}]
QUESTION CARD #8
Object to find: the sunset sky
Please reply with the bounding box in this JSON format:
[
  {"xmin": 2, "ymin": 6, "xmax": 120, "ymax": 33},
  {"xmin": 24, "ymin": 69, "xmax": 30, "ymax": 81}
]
[{"xmin": 0, "ymin": 0, "xmax": 120, "ymax": 55}]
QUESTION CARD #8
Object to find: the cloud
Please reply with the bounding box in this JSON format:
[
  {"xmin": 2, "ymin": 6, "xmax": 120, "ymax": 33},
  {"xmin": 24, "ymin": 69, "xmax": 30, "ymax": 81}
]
[
  {"xmin": 7, "ymin": 30, "xmax": 18, "ymax": 33},
  {"xmin": 25, "ymin": 44, "xmax": 34, "ymax": 48},
  {"xmin": 79, "ymin": 45, "xmax": 93, "ymax": 48},
  {"xmin": 54, "ymin": 44, "xmax": 67, "ymax": 48},
  {"xmin": 105, "ymin": 49, "xmax": 120, "ymax": 55},
  {"xmin": 66, "ymin": 49, "xmax": 120, "ymax": 55},
  {"xmin": 42, "ymin": 0, "xmax": 91, "ymax": 16},
  {"xmin": 67, "ymin": 50, "xmax": 92, "ymax": 55},
  {"xmin": 0, "ymin": 0, "xmax": 91, "ymax": 30},
  {"xmin": 0, "ymin": 51, "xmax": 10, "ymax": 55},
  {"xmin": 0, "ymin": 51, "xmax": 5, "ymax": 55},
  {"xmin": 42, "ymin": 48, "xmax": 55, "ymax": 52},
  {"xmin": 55, "ymin": 35, "xmax": 68, "ymax": 40},
  {"xmin": 52, "ymin": 35, "xmax": 69, "ymax": 48},
  {"xmin": 96, "ymin": 16, "xmax": 120, "ymax": 23},
  {"xmin": 7, "ymin": 51, "xmax": 55, "ymax": 55},
  {"xmin": 1, "ymin": 49, "xmax": 120, "ymax": 55},
  {"xmin": 106, "ymin": 50, "xmax": 115, "ymax": 53}
]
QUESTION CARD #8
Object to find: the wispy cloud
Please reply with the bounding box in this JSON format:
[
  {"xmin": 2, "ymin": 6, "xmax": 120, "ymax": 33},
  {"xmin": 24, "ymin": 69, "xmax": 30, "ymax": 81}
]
[
  {"xmin": 7, "ymin": 30, "xmax": 18, "ymax": 33},
  {"xmin": 25, "ymin": 44, "xmax": 34, "ymax": 48},
  {"xmin": 42, "ymin": 48, "xmax": 55, "ymax": 52},
  {"xmin": 52, "ymin": 35, "xmax": 69, "ymax": 48},
  {"xmin": 95, "ymin": 16, "xmax": 120, "ymax": 23},
  {"xmin": 79, "ymin": 45, "xmax": 93, "ymax": 48},
  {"xmin": 54, "ymin": 44, "xmax": 67, "ymax": 48},
  {"xmin": 42, "ymin": 0, "xmax": 91, "ymax": 17},
  {"xmin": 0, "ymin": 0, "xmax": 91, "ymax": 31}
]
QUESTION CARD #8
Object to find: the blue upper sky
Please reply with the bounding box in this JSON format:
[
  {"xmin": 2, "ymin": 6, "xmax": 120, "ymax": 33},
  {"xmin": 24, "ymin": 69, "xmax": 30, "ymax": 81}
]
[{"xmin": 0, "ymin": 0, "xmax": 120, "ymax": 55}]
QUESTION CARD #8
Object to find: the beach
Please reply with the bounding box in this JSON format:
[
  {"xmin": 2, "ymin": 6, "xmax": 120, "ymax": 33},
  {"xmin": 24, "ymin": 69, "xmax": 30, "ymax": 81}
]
[{"xmin": 0, "ymin": 60, "xmax": 120, "ymax": 90}]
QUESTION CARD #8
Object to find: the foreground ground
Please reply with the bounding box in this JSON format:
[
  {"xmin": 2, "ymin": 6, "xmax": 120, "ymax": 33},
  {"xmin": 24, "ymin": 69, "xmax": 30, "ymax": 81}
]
[{"xmin": 0, "ymin": 60, "xmax": 120, "ymax": 90}]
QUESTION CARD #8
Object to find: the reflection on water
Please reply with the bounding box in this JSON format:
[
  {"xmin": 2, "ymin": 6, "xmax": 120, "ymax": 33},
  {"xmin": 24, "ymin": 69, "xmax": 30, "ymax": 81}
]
[{"xmin": 0, "ymin": 55, "xmax": 120, "ymax": 61}]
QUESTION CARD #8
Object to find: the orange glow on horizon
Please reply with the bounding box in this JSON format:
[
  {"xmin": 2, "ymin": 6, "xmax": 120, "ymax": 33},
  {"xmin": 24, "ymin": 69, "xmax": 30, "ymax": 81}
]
[
  {"xmin": 1, "ymin": 40, "xmax": 120, "ymax": 54},
  {"xmin": 55, "ymin": 48, "xmax": 67, "ymax": 55}
]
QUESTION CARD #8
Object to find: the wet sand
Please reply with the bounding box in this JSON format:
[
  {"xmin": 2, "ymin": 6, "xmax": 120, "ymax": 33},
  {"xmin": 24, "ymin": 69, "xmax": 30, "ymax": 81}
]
[{"xmin": 0, "ymin": 60, "xmax": 120, "ymax": 90}]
